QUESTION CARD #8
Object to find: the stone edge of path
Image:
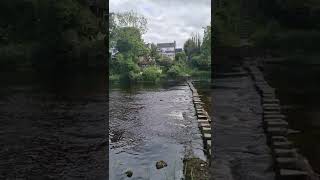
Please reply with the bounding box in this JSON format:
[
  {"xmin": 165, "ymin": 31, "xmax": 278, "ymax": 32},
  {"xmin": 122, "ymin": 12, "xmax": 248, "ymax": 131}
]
[
  {"xmin": 244, "ymin": 62, "xmax": 319, "ymax": 180},
  {"xmin": 187, "ymin": 81, "xmax": 212, "ymax": 162}
]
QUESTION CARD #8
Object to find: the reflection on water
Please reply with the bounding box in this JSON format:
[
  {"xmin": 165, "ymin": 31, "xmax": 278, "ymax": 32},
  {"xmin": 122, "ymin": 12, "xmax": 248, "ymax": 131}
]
[
  {"xmin": 264, "ymin": 64, "xmax": 320, "ymax": 173},
  {"xmin": 109, "ymin": 82, "xmax": 204, "ymax": 180}
]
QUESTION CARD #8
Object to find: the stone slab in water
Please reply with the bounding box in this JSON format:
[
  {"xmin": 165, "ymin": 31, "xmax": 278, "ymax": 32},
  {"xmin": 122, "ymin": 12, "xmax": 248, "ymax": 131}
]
[
  {"xmin": 272, "ymin": 141, "xmax": 293, "ymax": 149},
  {"xmin": 207, "ymin": 140, "xmax": 211, "ymax": 148},
  {"xmin": 198, "ymin": 119, "xmax": 209, "ymax": 124},
  {"xmin": 274, "ymin": 148, "xmax": 297, "ymax": 157},
  {"xmin": 264, "ymin": 114, "xmax": 286, "ymax": 119},
  {"xmin": 263, "ymin": 94, "xmax": 275, "ymax": 98},
  {"xmin": 263, "ymin": 111, "xmax": 282, "ymax": 115},
  {"xmin": 263, "ymin": 98, "xmax": 280, "ymax": 104},
  {"xmin": 202, "ymin": 127, "xmax": 211, "ymax": 133},
  {"xmin": 199, "ymin": 122, "xmax": 211, "ymax": 128},
  {"xmin": 198, "ymin": 115, "xmax": 208, "ymax": 119},
  {"xmin": 271, "ymin": 136, "xmax": 288, "ymax": 142},
  {"xmin": 267, "ymin": 127, "xmax": 288, "ymax": 136},
  {"xmin": 276, "ymin": 157, "xmax": 299, "ymax": 169},
  {"xmin": 265, "ymin": 120, "xmax": 288, "ymax": 128},
  {"xmin": 203, "ymin": 133, "xmax": 211, "ymax": 140},
  {"xmin": 279, "ymin": 169, "xmax": 308, "ymax": 180},
  {"xmin": 263, "ymin": 103, "xmax": 280, "ymax": 107}
]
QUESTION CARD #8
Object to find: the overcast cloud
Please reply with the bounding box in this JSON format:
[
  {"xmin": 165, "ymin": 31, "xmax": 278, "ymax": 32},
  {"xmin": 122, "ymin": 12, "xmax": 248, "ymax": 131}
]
[{"xmin": 110, "ymin": 0, "xmax": 211, "ymax": 48}]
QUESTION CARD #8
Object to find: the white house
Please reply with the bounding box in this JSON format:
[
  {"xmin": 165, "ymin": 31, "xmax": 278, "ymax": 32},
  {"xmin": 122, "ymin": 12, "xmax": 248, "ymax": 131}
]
[{"xmin": 156, "ymin": 41, "xmax": 176, "ymax": 60}]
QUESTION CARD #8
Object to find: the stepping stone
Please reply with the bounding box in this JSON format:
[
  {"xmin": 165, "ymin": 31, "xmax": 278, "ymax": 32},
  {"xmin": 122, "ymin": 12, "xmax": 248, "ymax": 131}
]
[
  {"xmin": 288, "ymin": 129, "xmax": 301, "ymax": 135},
  {"xmin": 263, "ymin": 103, "xmax": 280, "ymax": 107},
  {"xmin": 263, "ymin": 98, "xmax": 280, "ymax": 104},
  {"xmin": 276, "ymin": 157, "xmax": 298, "ymax": 169},
  {"xmin": 207, "ymin": 140, "xmax": 212, "ymax": 148},
  {"xmin": 263, "ymin": 94, "xmax": 275, "ymax": 98},
  {"xmin": 198, "ymin": 115, "xmax": 208, "ymax": 119},
  {"xmin": 196, "ymin": 109, "xmax": 205, "ymax": 113},
  {"xmin": 267, "ymin": 127, "xmax": 287, "ymax": 136},
  {"xmin": 279, "ymin": 169, "xmax": 308, "ymax": 180},
  {"xmin": 264, "ymin": 114, "xmax": 286, "ymax": 119},
  {"xmin": 198, "ymin": 119, "xmax": 209, "ymax": 123},
  {"xmin": 274, "ymin": 148, "xmax": 296, "ymax": 157},
  {"xmin": 271, "ymin": 136, "xmax": 288, "ymax": 142},
  {"xmin": 194, "ymin": 102, "xmax": 204, "ymax": 105},
  {"xmin": 195, "ymin": 104, "xmax": 203, "ymax": 108},
  {"xmin": 264, "ymin": 107, "xmax": 281, "ymax": 112},
  {"xmin": 263, "ymin": 111, "xmax": 281, "ymax": 115},
  {"xmin": 265, "ymin": 120, "xmax": 288, "ymax": 128},
  {"xmin": 199, "ymin": 122, "xmax": 211, "ymax": 128},
  {"xmin": 203, "ymin": 133, "xmax": 211, "ymax": 140},
  {"xmin": 202, "ymin": 127, "xmax": 211, "ymax": 133},
  {"xmin": 272, "ymin": 141, "xmax": 293, "ymax": 149}
]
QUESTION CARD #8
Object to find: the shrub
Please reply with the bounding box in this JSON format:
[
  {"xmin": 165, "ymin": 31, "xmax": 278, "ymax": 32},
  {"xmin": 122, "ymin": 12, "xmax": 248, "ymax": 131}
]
[{"xmin": 142, "ymin": 66, "xmax": 162, "ymax": 82}]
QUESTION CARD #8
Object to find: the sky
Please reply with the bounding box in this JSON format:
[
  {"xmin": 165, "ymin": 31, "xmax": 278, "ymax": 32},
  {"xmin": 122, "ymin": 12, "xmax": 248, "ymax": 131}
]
[{"xmin": 109, "ymin": 0, "xmax": 211, "ymax": 48}]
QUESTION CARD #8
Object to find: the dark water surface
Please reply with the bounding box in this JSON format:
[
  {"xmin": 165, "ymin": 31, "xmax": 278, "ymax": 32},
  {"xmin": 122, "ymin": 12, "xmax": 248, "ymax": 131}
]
[
  {"xmin": 263, "ymin": 63, "xmax": 320, "ymax": 173},
  {"xmin": 109, "ymin": 82, "xmax": 204, "ymax": 180},
  {"xmin": 0, "ymin": 71, "xmax": 108, "ymax": 179}
]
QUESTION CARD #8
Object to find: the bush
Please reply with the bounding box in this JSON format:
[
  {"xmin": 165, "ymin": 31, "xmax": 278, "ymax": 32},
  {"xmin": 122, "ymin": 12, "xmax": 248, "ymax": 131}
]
[
  {"xmin": 142, "ymin": 66, "xmax": 162, "ymax": 82},
  {"xmin": 190, "ymin": 55, "xmax": 210, "ymax": 70},
  {"xmin": 167, "ymin": 63, "xmax": 190, "ymax": 78}
]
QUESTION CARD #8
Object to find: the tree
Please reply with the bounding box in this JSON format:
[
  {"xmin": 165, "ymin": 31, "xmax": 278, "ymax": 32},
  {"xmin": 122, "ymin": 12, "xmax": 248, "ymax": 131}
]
[
  {"xmin": 111, "ymin": 11, "xmax": 148, "ymax": 34},
  {"xmin": 201, "ymin": 24, "xmax": 211, "ymax": 57},
  {"xmin": 115, "ymin": 27, "xmax": 148, "ymax": 57},
  {"xmin": 175, "ymin": 52, "xmax": 186, "ymax": 62},
  {"xmin": 150, "ymin": 43, "xmax": 161, "ymax": 60},
  {"xmin": 183, "ymin": 39, "xmax": 197, "ymax": 60}
]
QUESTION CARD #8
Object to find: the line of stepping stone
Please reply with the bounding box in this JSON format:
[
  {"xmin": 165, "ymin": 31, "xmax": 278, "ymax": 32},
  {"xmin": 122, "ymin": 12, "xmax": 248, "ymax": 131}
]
[
  {"xmin": 245, "ymin": 64, "xmax": 316, "ymax": 180},
  {"xmin": 187, "ymin": 81, "xmax": 212, "ymax": 159}
]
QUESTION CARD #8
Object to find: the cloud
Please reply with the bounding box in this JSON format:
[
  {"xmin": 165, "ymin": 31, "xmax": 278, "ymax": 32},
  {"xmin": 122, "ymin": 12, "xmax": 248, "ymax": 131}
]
[{"xmin": 110, "ymin": 0, "xmax": 211, "ymax": 48}]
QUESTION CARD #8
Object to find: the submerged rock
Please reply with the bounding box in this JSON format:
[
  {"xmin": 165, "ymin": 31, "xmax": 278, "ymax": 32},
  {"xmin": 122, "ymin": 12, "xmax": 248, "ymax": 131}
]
[
  {"xmin": 125, "ymin": 170, "xmax": 133, "ymax": 177},
  {"xmin": 156, "ymin": 160, "xmax": 167, "ymax": 169}
]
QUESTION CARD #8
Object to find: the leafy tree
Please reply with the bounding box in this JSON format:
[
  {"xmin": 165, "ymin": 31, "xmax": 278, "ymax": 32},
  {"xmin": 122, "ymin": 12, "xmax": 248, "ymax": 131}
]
[
  {"xmin": 115, "ymin": 27, "xmax": 148, "ymax": 57},
  {"xmin": 201, "ymin": 25, "xmax": 211, "ymax": 57},
  {"xmin": 183, "ymin": 39, "xmax": 197, "ymax": 60},
  {"xmin": 113, "ymin": 11, "xmax": 148, "ymax": 34},
  {"xmin": 157, "ymin": 55, "xmax": 173, "ymax": 71},
  {"xmin": 150, "ymin": 43, "xmax": 161, "ymax": 61},
  {"xmin": 175, "ymin": 52, "xmax": 186, "ymax": 62}
]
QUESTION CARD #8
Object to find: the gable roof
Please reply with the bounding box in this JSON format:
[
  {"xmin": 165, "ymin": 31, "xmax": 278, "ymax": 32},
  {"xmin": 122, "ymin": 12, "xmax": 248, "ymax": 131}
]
[{"xmin": 157, "ymin": 42, "xmax": 175, "ymax": 48}]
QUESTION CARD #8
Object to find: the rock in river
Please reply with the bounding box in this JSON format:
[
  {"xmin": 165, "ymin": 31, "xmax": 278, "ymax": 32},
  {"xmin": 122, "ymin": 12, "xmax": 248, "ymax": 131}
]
[
  {"xmin": 125, "ymin": 170, "xmax": 133, "ymax": 177},
  {"xmin": 156, "ymin": 160, "xmax": 168, "ymax": 169}
]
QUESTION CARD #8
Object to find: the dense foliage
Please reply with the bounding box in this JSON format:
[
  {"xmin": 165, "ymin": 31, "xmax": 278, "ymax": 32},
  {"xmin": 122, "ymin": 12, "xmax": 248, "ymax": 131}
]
[
  {"xmin": 0, "ymin": 0, "xmax": 106, "ymax": 70},
  {"xmin": 109, "ymin": 10, "xmax": 211, "ymax": 83}
]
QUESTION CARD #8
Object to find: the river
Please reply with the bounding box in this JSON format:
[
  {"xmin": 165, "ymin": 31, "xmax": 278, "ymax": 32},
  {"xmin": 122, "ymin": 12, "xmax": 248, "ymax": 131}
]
[
  {"xmin": 263, "ymin": 63, "xmax": 320, "ymax": 174},
  {"xmin": 109, "ymin": 81, "xmax": 205, "ymax": 180},
  {"xmin": 0, "ymin": 70, "xmax": 108, "ymax": 179}
]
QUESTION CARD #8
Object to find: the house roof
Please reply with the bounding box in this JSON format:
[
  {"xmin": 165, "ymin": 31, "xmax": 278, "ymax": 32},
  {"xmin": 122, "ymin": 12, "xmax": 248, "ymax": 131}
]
[
  {"xmin": 175, "ymin": 48, "xmax": 183, "ymax": 52},
  {"xmin": 157, "ymin": 42, "xmax": 175, "ymax": 48}
]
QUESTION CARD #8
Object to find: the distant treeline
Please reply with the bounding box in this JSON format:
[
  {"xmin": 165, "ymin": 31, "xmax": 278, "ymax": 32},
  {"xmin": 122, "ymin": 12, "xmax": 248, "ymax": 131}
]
[
  {"xmin": 0, "ymin": 0, "xmax": 106, "ymax": 71},
  {"xmin": 214, "ymin": 0, "xmax": 320, "ymax": 57}
]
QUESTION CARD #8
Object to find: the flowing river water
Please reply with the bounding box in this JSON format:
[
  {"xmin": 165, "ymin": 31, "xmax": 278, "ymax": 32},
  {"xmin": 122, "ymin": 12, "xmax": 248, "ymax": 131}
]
[
  {"xmin": 109, "ymin": 82, "xmax": 205, "ymax": 180},
  {"xmin": 0, "ymin": 71, "xmax": 108, "ymax": 179}
]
